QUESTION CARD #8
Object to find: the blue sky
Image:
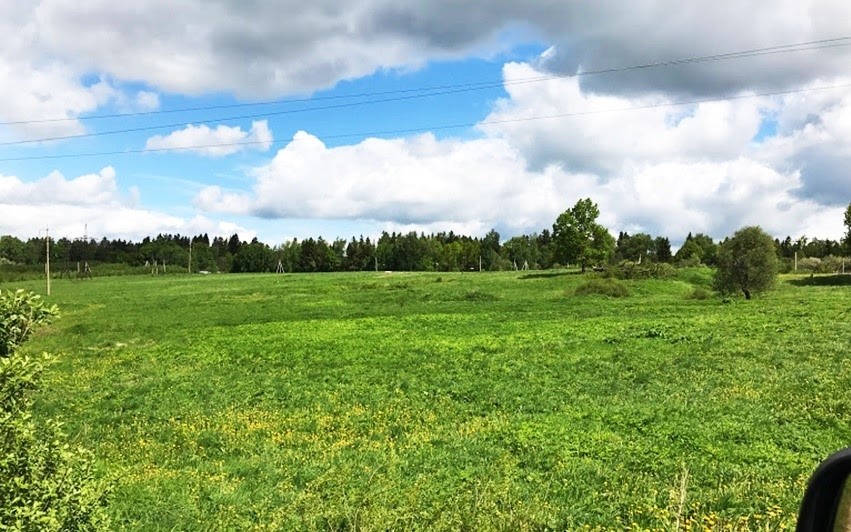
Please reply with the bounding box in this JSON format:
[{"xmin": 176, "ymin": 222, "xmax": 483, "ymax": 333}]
[{"xmin": 1, "ymin": 1, "xmax": 849, "ymax": 246}]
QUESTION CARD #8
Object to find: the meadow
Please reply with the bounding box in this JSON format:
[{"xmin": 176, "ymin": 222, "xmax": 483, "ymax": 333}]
[{"xmin": 6, "ymin": 269, "xmax": 851, "ymax": 530}]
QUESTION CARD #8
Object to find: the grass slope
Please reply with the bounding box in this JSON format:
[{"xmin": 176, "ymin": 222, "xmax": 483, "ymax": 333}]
[{"xmin": 6, "ymin": 269, "xmax": 851, "ymax": 530}]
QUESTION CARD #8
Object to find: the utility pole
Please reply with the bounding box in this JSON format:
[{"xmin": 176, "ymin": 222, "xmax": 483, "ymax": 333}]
[{"xmin": 45, "ymin": 228, "xmax": 51, "ymax": 296}]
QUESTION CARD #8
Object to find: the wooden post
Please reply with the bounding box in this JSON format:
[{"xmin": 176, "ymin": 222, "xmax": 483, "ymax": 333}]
[
  {"xmin": 479, "ymin": 256, "xmax": 482, "ymax": 272},
  {"xmin": 794, "ymin": 251, "xmax": 798, "ymax": 272},
  {"xmin": 374, "ymin": 256, "xmax": 378, "ymax": 272},
  {"xmin": 45, "ymin": 229, "xmax": 50, "ymax": 296},
  {"xmin": 188, "ymin": 240, "xmax": 192, "ymax": 274}
]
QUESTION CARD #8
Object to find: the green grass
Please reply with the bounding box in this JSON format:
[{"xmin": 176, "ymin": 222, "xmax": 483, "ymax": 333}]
[{"xmin": 5, "ymin": 268, "xmax": 851, "ymax": 530}]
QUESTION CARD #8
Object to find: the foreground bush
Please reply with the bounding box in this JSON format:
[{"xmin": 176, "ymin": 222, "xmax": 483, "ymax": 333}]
[
  {"xmin": 0, "ymin": 290, "xmax": 110, "ymax": 530},
  {"xmin": 574, "ymin": 278, "xmax": 630, "ymax": 297}
]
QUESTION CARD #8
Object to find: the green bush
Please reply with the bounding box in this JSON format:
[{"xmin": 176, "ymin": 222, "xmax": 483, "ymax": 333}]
[
  {"xmin": 604, "ymin": 261, "xmax": 677, "ymax": 280},
  {"xmin": 0, "ymin": 290, "xmax": 58, "ymax": 357},
  {"xmin": 675, "ymin": 267, "xmax": 715, "ymax": 287},
  {"xmin": 795, "ymin": 257, "xmax": 822, "ymax": 272},
  {"xmin": 794, "ymin": 255, "xmax": 849, "ymax": 274},
  {"xmin": 0, "ymin": 290, "xmax": 110, "ymax": 530},
  {"xmin": 685, "ymin": 287, "xmax": 712, "ymax": 300},
  {"xmin": 574, "ymin": 278, "xmax": 630, "ymax": 298}
]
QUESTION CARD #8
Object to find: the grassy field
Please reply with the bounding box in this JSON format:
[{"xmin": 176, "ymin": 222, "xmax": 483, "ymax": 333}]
[{"xmin": 6, "ymin": 269, "xmax": 851, "ymax": 530}]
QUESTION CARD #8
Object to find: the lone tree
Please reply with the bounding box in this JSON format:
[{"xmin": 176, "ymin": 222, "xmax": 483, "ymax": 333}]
[
  {"xmin": 714, "ymin": 226, "xmax": 779, "ymax": 300},
  {"xmin": 552, "ymin": 198, "xmax": 615, "ymax": 272},
  {"xmin": 844, "ymin": 202, "xmax": 851, "ymax": 254}
]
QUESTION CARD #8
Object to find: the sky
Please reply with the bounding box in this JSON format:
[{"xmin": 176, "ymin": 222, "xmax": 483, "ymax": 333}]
[{"xmin": 1, "ymin": 1, "xmax": 850, "ymax": 247}]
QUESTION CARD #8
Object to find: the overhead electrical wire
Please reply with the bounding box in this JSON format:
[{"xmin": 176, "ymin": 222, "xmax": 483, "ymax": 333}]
[
  {"xmin": 0, "ymin": 34, "xmax": 847, "ymax": 143},
  {"xmin": 1, "ymin": 81, "xmax": 849, "ymax": 163}
]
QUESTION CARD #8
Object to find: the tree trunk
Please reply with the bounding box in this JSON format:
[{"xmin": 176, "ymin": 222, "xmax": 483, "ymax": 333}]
[{"xmin": 743, "ymin": 288, "xmax": 751, "ymax": 300}]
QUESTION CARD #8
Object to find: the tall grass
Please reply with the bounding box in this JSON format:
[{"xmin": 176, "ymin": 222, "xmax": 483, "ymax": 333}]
[{"xmin": 5, "ymin": 271, "xmax": 847, "ymax": 530}]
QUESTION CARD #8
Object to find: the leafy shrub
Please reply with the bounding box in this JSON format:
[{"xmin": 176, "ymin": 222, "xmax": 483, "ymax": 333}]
[
  {"xmin": 794, "ymin": 255, "xmax": 849, "ymax": 274},
  {"xmin": 574, "ymin": 278, "xmax": 630, "ymax": 298},
  {"xmin": 676, "ymin": 255, "xmax": 702, "ymax": 268},
  {"xmin": 796, "ymin": 257, "xmax": 822, "ymax": 272},
  {"xmin": 605, "ymin": 261, "xmax": 677, "ymax": 280},
  {"xmin": 675, "ymin": 267, "xmax": 715, "ymax": 287},
  {"xmin": 0, "ymin": 290, "xmax": 110, "ymax": 530},
  {"xmin": 0, "ymin": 290, "xmax": 58, "ymax": 357},
  {"xmin": 685, "ymin": 287, "xmax": 712, "ymax": 300}
]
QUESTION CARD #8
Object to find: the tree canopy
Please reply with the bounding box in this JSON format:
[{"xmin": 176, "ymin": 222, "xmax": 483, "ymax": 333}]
[
  {"xmin": 844, "ymin": 202, "xmax": 851, "ymax": 254},
  {"xmin": 552, "ymin": 198, "xmax": 615, "ymax": 272},
  {"xmin": 714, "ymin": 226, "xmax": 779, "ymax": 300}
]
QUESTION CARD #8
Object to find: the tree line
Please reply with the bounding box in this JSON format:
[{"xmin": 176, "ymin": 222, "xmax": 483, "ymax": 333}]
[{"xmin": 1, "ymin": 200, "xmax": 849, "ymax": 274}]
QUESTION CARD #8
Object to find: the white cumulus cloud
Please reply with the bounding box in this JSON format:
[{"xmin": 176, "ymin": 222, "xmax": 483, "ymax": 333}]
[
  {"xmin": 145, "ymin": 120, "xmax": 273, "ymax": 157},
  {"xmin": 195, "ymin": 130, "xmax": 582, "ymax": 234},
  {"xmin": 193, "ymin": 58, "xmax": 850, "ymax": 243},
  {"xmin": 0, "ymin": 166, "xmax": 118, "ymax": 205},
  {"xmin": 0, "ymin": 0, "xmax": 845, "ymax": 108},
  {"xmin": 0, "ymin": 167, "xmax": 256, "ymax": 242}
]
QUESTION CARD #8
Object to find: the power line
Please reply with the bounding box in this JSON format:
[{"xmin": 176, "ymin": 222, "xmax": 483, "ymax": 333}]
[
  {"xmin": 2, "ymin": 81, "xmax": 848, "ymax": 163},
  {"xmin": 0, "ymin": 35, "xmax": 847, "ymax": 135}
]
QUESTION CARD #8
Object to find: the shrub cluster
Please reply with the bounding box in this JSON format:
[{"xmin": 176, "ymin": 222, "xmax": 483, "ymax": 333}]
[
  {"xmin": 0, "ymin": 290, "xmax": 110, "ymax": 530},
  {"xmin": 574, "ymin": 278, "xmax": 630, "ymax": 298},
  {"xmin": 793, "ymin": 255, "xmax": 849, "ymax": 274},
  {"xmin": 685, "ymin": 287, "xmax": 713, "ymax": 300},
  {"xmin": 603, "ymin": 261, "xmax": 677, "ymax": 280}
]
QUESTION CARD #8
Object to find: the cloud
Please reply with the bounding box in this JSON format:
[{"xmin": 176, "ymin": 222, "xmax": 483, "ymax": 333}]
[
  {"xmin": 195, "ymin": 125, "xmax": 845, "ymax": 243},
  {"xmin": 3, "ymin": 1, "xmax": 849, "ymax": 145},
  {"xmin": 0, "ymin": 4, "xmax": 114, "ymax": 139},
  {"xmin": 755, "ymin": 85, "xmax": 851, "ymax": 205},
  {"xmin": 531, "ymin": 1, "xmax": 851, "ymax": 97},
  {"xmin": 593, "ymin": 159, "xmax": 840, "ymax": 243},
  {"xmin": 191, "ymin": 57, "xmax": 849, "ymax": 243},
  {"xmin": 0, "ymin": 166, "xmax": 118, "ymax": 205},
  {"xmin": 134, "ymin": 91, "xmax": 160, "ymax": 111},
  {"xmin": 18, "ymin": 1, "xmax": 851, "ymax": 100},
  {"xmin": 0, "ymin": 167, "xmax": 255, "ymax": 241},
  {"xmin": 145, "ymin": 120, "xmax": 273, "ymax": 156},
  {"xmin": 480, "ymin": 62, "xmax": 766, "ymax": 173},
  {"xmin": 3, "ymin": 2, "xmax": 849, "ymax": 244},
  {"xmin": 195, "ymin": 130, "xmax": 581, "ymax": 235}
]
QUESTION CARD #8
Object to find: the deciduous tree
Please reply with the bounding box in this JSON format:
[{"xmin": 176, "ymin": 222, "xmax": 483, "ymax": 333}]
[
  {"xmin": 714, "ymin": 226, "xmax": 779, "ymax": 300},
  {"xmin": 844, "ymin": 202, "xmax": 851, "ymax": 253},
  {"xmin": 552, "ymin": 198, "xmax": 615, "ymax": 272}
]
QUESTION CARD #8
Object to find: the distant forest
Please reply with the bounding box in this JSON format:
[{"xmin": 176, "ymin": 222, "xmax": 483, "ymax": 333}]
[{"xmin": 0, "ymin": 228, "xmax": 846, "ymax": 275}]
